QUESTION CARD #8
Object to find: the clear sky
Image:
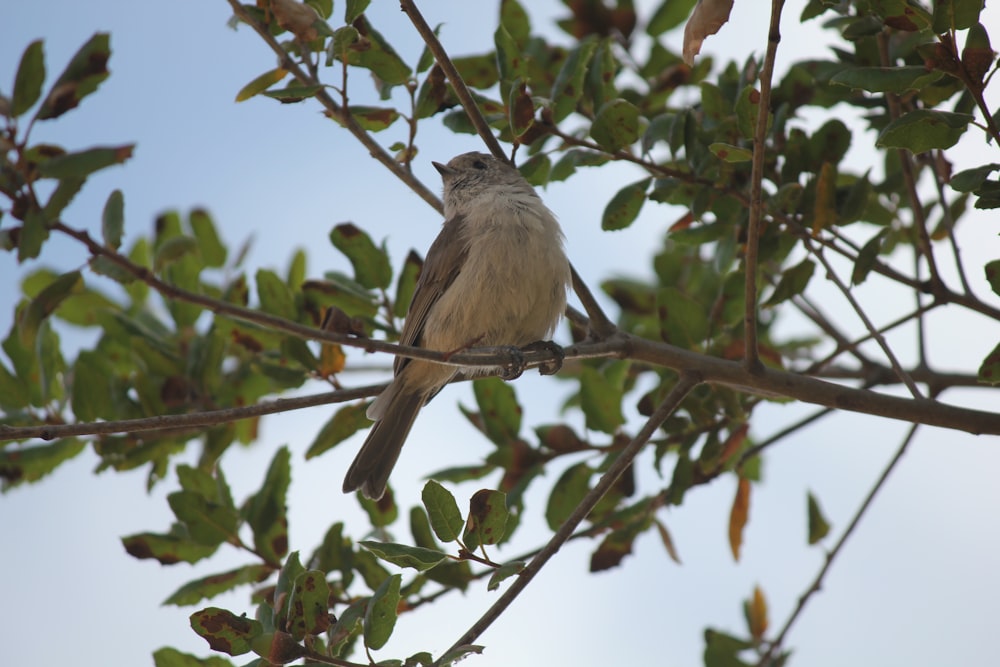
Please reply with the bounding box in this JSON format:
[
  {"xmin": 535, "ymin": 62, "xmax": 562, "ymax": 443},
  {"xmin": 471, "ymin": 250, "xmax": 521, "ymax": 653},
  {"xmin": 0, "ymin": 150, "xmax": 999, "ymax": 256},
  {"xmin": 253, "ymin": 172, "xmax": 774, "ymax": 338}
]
[{"xmin": 2, "ymin": 1, "xmax": 999, "ymax": 666}]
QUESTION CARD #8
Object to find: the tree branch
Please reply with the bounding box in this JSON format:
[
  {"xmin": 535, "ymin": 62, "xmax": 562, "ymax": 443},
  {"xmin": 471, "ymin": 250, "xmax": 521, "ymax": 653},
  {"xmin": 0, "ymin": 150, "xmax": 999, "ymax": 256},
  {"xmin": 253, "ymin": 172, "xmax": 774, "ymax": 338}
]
[
  {"xmin": 434, "ymin": 371, "xmax": 703, "ymax": 664},
  {"xmin": 743, "ymin": 0, "xmax": 786, "ymax": 373},
  {"xmin": 399, "ymin": 0, "xmax": 507, "ymax": 162},
  {"xmin": 759, "ymin": 422, "xmax": 920, "ymax": 665},
  {"xmin": 225, "ymin": 0, "xmax": 444, "ymax": 214}
]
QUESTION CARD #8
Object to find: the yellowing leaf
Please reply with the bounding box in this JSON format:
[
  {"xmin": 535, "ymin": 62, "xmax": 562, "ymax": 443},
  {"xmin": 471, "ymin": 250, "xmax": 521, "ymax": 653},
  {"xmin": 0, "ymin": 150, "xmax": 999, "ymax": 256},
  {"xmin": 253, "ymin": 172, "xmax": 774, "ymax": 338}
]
[
  {"xmin": 728, "ymin": 476, "xmax": 750, "ymax": 561},
  {"xmin": 683, "ymin": 0, "xmax": 735, "ymax": 65},
  {"xmin": 746, "ymin": 585, "xmax": 769, "ymax": 641}
]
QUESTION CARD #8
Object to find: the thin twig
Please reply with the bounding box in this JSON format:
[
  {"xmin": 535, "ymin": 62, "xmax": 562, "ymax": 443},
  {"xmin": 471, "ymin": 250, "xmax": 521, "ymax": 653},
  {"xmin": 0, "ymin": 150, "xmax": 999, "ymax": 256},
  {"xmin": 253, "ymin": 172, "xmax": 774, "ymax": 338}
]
[
  {"xmin": 226, "ymin": 0, "xmax": 444, "ymax": 214},
  {"xmin": 433, "ymin": 372, "xmax": 703, "ymax": 665},
  {"xmin": 801, "ymin": 237, "xmax": 923, "ymax": 398},
  {"xmin": 738, "ymin": 407, "xmax": 833, "ymax": 464},
  {"xmin": 0, "ymin": 385, "xmax": 384, "ymax": 443},
  {"xmin": 399, "ymin": 0, "xmax": 507, "ymax": 162},
  {"xmin": 759, "ymin": 422, "xmax": 921, "ymax": 665},
  {"xmin": 743, "ymin": 0, "xmax": 786, "ymax": 373},
  {"xmin": 877, "ymin": 30, "xmax": 943, "ymax": 295}
]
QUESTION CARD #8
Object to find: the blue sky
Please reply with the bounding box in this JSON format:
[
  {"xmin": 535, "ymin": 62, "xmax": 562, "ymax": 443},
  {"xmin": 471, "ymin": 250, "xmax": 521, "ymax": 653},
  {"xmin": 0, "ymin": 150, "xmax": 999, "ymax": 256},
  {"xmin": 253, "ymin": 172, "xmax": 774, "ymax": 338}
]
[{"xmin": 3, "ymin": 1, "xmax": 1000, "ymax": 666}]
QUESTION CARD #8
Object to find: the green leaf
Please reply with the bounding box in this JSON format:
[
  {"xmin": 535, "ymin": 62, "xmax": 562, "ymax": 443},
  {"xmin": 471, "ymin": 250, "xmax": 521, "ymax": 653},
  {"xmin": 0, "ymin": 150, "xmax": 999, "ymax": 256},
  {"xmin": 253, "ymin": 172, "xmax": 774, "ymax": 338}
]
[
  {"xmin": 18, "ymin": 209, "xmax": 49, "ymax": 262},
  {"xmin": 260, "ymin": 84, "xmax": 323, "ymax": 102},
  {"xmin": 806, "ymin": 491, "xmax": 831, "ymax": 544},
  {"xmin": 153, "ymin": 647, "xmax": 234, "ymax": 667},
  {"xmin": 190, "ymin": 607, "xmax": 262, "ymax": 657},
  {"xmin": 704, "ymin": 629, "xmax": 754, "ymax": 667},
  {"xmin": 101, "ymin": 189, "xmax": 124, "ymax": 250},
  {"xmin": 545, "ymin": 462, "xmax": 592, "ymax": 530},
  {"xmin": 36, "ymin": 144, "xmax": 134, "ymax": 180},
  {"xmin": 550, "ymin": 37, "xmax": 599, "ymax": 122},
  {"xmin": 579, "ymin": 363, "xmax": 626, "ymax": 433},
  {"xmin": 12, "ymin": 40, "xmax": 45, "ymax": 117},
  {"xmin": 37, "ymin": 32, "xmax": 110, "ymax": 120},
  {"xmin": 345, "ymin": 16, "xmax": 411, "ymax": 89},
  {"xmin": 463, "ymin": 488, "xmax": 509, "ymax": 549},
  {"xmin": 42, "ymin": 177, "xmax": 85, "ymax": 223},
  {"xmin": 877, "ymin": 110, "xmax": 973, "ymax": 154},
  {"xmin": 345, "ymin": 0, "xmax": 371, "ymax": 23},
  {"xmin": 978, "ymin": 341, "xmax": 1000, "ymax": 385},
  {"xmin": 364, "ymin": 573, "xmax": 401, "ymax": 650},
  {"xmin": 235, "ymin": 67, "xmax": 288, "ymax": 102},
  {"xmin": 71, "ymin": 350, "xmax": 115, "ymax": 421},
  {"xmin": 305, "ymin": 402, "xmax": 372, "ymax": 458},
  {"xmin": 360, "ymin": 541, "xmax": 448, "ymax": 571},
  {"xmin": 167, "ymin": 491, "xmax": 240, "ymax": 547},
  {"xmin": 393, "ymin": 250, "xmax": 421, "ymax": 318},
  {"xmin": 518, "ymin": 153, "xmax": 551, "ymax": 186},
  {"xmin": 735, "ymin": 85, "xmax": 767, "ymax": 140},
  {"xmin": 487, "ymin": 560, "xmax": 525, "ymax": 591},
  {"xmin": 602, "ymin": 178, "xmax": 649, "ymax": 230},
  {"xmin": 286, "ymin": 570, "xmax": 331, "ymax": 639},
  {"xmin": 648, "ymin": 0, "xmax": 698, "ymax": 35},
  {"xmin": 932, "ymin": 0, "xmax": 984, "ymax": 33},
  {"xmin": 590, "ymin": 98, "xmax": 641, "ymax": 151},
  {"xmin": 500, "ymin": 0, "xmax": 531, "ymax": 44},
  {"xmin": 154, "ymin": 235, "xmax": 199, "ymax": 271},
  {"xmin": 17, "ymin": 270, "xmax": 83, "ymax": 347},
  {"xmin": 256, "ymin": 269, "xmax": 297, "ymax": 321},
  {"xmin": 190, "ymin": 209, "xmax": 227, "ymax": 268},
  {"xmin": 951, "ymin": 163, "xmax": 1000, "ymax": 192},
  {"xmin": 165, "ymin": 564, "xmax": 272, "ymax": 606},
  {"xmin": 657, "ymin": 286, "xmax": 709, "ymax": 348},
  {"xmin": 121, "ymin": 530, "xmax": 219, "ymax": 565},
  {"xmin": 347, "ymin": 105, "xmax": 400, "ymax": 131},
  {"xmin": 245, "ymin": 446, "xmax": 291, "ymax": 564},
  {"xmin": 422, "ymin": 480, "xmax": 464, "ymax": 543},
  {"xmin": 473, "ymin": 377, "xmax": 521, "ymax": 445},
  {"xmin": 830, "ymin": 66, "xmax": 943, "ymax": 93},
  {"xmin": 763, "ymin": 258, "xmax": 815, "ymax": 307},
  {"xmin": 329, "ymin": 223, "xmax": 392, "ymax": 290},
  {"xmin": 985, "ymin": 260, "xmax": 1000, "ymax": 297},
  {"xmin": 852, "ymin": 229, "xmax": 888, "ymax": 285},
  {"xmin": 0, "ymin": 439, "xmax": 84, "ymax": 490},
  {"xmin": 709, "ymin": 142, "xmax": 753, "ymax": 163}
]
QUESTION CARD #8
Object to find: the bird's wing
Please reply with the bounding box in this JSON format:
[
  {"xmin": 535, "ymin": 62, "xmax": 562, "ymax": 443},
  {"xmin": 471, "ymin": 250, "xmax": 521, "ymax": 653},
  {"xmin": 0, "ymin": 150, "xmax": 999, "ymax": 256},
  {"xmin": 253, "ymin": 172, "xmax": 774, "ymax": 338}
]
[{"xmin": 394, "ymin": 213, "xmax": 468, "ymax": 375}]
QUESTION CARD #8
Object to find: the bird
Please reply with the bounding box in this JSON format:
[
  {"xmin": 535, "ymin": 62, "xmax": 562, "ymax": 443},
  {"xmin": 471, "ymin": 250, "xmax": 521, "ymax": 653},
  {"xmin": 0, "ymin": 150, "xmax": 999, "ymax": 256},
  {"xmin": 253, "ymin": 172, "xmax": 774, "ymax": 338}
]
[{"xmin": 342, "ymin": 152, "xmax": 572, "ymax": 500}]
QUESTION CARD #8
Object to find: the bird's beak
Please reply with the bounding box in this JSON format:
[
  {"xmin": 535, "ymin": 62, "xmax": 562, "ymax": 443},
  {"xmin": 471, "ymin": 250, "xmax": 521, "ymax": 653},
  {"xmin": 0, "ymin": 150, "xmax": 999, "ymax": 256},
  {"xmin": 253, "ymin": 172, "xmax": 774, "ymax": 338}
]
[{"xmin": 432, "ymin": 161, "xmax": 456, "ymax": 177}]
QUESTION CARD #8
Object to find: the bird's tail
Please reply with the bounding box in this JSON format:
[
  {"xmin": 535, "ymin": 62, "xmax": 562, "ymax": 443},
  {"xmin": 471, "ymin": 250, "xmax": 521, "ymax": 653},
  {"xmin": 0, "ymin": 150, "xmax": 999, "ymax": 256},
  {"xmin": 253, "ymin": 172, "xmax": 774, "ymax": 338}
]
[{"xmin": 342, "ymin": 389, "xmax": 425, "ymax": 500}]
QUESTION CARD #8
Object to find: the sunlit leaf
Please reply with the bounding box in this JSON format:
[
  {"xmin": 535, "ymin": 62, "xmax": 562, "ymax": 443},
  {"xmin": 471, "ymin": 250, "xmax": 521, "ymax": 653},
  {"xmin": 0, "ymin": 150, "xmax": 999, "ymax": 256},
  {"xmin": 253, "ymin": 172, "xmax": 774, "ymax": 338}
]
[
  {"xmin": 37, "ymin": 32, "xmax": 110, "ymax": 120},
  {"xmin": 234, "ymin": 67, "xmax": 288, "ymax": 102}
]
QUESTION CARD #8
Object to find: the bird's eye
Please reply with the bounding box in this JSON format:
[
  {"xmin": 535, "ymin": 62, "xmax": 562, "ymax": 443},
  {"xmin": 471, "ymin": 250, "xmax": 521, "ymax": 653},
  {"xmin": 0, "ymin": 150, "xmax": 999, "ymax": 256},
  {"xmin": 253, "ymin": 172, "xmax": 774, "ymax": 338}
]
[{"xmin": 472, "ymin": 160, "xmax": 488, "ymax": 170}]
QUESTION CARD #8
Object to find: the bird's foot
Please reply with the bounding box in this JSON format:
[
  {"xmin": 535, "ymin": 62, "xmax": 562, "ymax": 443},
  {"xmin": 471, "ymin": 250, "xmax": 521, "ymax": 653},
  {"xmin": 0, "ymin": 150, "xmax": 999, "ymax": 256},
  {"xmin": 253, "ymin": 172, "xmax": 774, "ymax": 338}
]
[{"xmin": 522, "ymin": 340, "xmax": 565, "ymax": 375}]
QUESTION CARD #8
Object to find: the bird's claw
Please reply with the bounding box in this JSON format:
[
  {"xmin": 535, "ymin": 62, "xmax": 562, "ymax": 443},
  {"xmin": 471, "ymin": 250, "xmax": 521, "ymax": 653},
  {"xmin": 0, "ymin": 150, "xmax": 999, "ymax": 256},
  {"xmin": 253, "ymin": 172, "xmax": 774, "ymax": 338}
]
[
  {"xmin": 523, "ymin": 340, "xmax": 565, "ymax": 376},
  {"xmin": 500, "ymin": 346, "xmax": 526, "ymax": 380}
]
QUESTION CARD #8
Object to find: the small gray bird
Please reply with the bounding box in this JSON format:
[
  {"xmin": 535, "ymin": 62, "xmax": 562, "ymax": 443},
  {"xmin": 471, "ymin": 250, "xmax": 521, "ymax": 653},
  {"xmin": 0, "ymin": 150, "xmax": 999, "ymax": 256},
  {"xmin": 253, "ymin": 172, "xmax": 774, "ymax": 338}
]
[{"xmin": 343, "ymin": 152, "xmax": 572, "ymax": 499}]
